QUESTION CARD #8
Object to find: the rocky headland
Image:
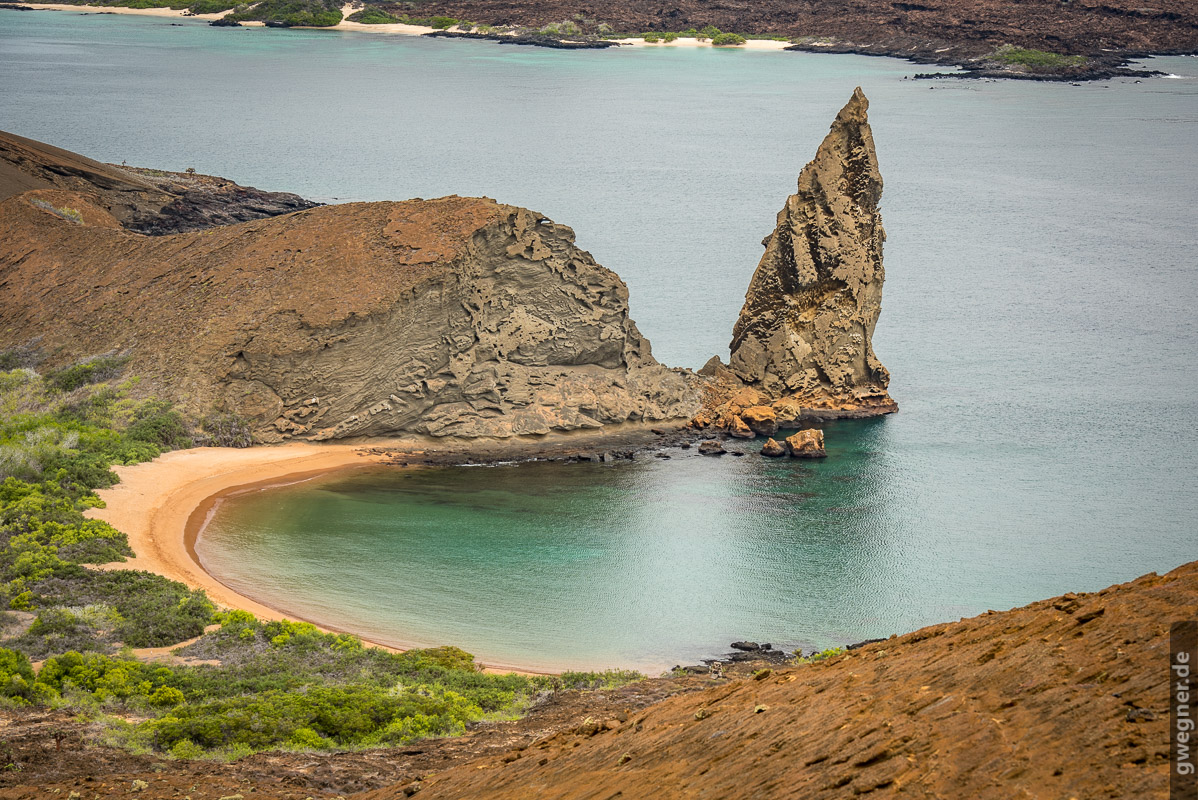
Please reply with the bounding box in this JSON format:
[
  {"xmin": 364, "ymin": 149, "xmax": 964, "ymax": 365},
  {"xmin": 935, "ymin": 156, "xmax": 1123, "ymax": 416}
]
[
  {"xmin": 0, "ymin": 178, "xmax": 696, "ymax": 442},
  {"xmin": 373, "ymin": 0, "xmax": 1195, "ymax": 80},
  {"xmin": 0, "ymin": 91, "xmax": 896, "ymax": 447},
  {"xmin": 0, "ymin": 130, "xmax": 317, "ymax": 235}
]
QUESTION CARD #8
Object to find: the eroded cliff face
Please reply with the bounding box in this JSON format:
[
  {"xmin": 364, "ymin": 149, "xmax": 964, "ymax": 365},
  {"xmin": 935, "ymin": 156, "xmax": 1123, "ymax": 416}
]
[
  {"xmin": 727, "ymin": 87, "xmax": 896, "ymax": 418},
  {"xmin": 0, "ymin": 190, "xmax": 697, "ymax": 441}
]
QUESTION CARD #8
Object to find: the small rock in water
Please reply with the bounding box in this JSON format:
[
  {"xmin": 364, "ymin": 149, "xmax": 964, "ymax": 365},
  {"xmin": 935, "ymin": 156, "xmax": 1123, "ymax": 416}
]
[
  {"xmin": 785, "ymin": 429, "xmax": 827, "ymax": 458},
  {"xmin": 697, "ymin": 440, "xmax": 727, "ymax": 456},
  {"xmin": 760, "ymin": 438, "xmax": 786, "ymax": 457},
  {"xmin": 731, "ymin": 641, "xmax": 760, "ymax": 652}
]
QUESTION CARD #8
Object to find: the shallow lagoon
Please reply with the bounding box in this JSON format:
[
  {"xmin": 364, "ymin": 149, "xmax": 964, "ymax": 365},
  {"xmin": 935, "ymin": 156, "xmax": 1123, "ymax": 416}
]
[{"xmin": 2, "ymin": 12, "xmax": 1196, "ymax": 670}]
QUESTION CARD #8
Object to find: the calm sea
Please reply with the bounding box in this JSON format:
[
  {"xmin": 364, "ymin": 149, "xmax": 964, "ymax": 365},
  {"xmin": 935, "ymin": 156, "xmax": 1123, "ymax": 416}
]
[{"xmin": 2, "ymin": 11, "xmax": 1195, "ymax": 671}]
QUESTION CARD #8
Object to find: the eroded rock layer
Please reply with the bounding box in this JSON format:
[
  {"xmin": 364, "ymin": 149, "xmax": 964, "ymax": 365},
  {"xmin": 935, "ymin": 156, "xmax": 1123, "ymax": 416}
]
[
  {"xmin": 728, "ymin": 87, "xmax": 897, "ymax": 418},
  {"xmin": 0, "ymin": 189, "xmax": 697, "ymax": 441}
]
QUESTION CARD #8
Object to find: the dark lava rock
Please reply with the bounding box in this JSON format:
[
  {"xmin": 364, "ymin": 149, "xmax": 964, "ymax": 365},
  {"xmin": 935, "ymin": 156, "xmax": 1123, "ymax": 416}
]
[
  {"xmin": 846, "ymin": 637, "xmax": 886, "ymax": 650},
  {"xmin": 731, "ymin": 641, "xmax": 760, "ymax": 652},
  {"xmin": 424, "ymin": 30, "xmax": 620, "ymax": 49}
]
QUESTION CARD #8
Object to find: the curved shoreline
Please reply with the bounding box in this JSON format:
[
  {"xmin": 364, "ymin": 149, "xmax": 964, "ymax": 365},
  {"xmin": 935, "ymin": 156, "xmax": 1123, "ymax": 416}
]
[
  {"xmin": 85, "ymin": 423, "xmax": 680, "ymax": 674},
  {"xmin": 88, "ymin": 442, "xmax": 386, "ymax": 620},
  {"xmin": 87, "ymin": 441, "xmax": 551, "ymax": 674}
]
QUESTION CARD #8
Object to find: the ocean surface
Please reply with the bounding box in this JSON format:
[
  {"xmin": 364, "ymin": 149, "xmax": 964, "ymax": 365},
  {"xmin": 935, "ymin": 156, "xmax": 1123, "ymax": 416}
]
[{"xmin": 2, "ymin": 11, "xmax": 1196, "ymax": 671}]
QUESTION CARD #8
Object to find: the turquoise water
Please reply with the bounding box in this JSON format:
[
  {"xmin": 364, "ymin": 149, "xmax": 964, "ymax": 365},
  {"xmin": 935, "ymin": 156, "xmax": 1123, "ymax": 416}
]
[{"xmin": 2, "ymin": 12, "xmax": 1196, "ymax": 671}]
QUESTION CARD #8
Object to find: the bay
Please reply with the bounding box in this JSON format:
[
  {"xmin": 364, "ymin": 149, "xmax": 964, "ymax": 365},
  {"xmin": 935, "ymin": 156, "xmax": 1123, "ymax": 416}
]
[{"xmin": 2, "ymin": 11, "xmax": 1195, "ymax": 671}]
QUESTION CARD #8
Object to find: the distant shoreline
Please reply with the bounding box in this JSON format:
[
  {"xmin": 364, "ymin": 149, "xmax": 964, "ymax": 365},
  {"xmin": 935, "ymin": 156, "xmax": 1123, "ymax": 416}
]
[
  {"xmin": 13, "ymin": 2, "xmax": 1180, "ymax": 81},
  {"xmin": 20, "ymin": 3, "xmax": 791, "ymax": 50}
]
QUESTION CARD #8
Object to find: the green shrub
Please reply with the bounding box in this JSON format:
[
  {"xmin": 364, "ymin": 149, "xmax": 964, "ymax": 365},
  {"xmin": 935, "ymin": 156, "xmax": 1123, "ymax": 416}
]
[
  {"xmin": 125, "ymin": 400, "xmax": 192, "ymax": 450},
  {"xmin": 346, "ymin": 6, "xmax": 398, "ymax": 23},
  {"xmin": 145, "ymin": 685, "xmax": 481, "ymax": 751},
  {"xmin": 662, "ymin": 31, "xmax": 678, "ymax": 42},
  {"xmin": 710, "ymin": 32, "xmax": 745, "ymax": 46},
  {"xmin": 45, "ymin": 355, "xmax": 130, "ymax": 394},
  {"xmin": 169, "ymin": 738, "xmax": 205, "ymax": 759},
  {"xmin": 642, "ymin": 32, "xmax": 660, "ymax": 43},
  {"xmin": 697, "ymin": 24, "xmax": 721, "ymax": 40},
  {"xmin": 990, "ymin": 45, "xmax": 1087, "ymax": 70},
  {"xmin": 226, "ymin": 0, "xmax": 343, "ymax": 27},
  {"xmin": 186, "ymin": 0, "xmax": 240, "ymax": 12},
  {"xmin": 149, "ymin": 686, "xmax": 185, "ymax": 708},
  {"xmin": 429, "ymin": 15, "xmax": 458, "ymax": 29},
  {"xmin": 0, "ymin": 647, "xmax": 35, "ymax": 703}
]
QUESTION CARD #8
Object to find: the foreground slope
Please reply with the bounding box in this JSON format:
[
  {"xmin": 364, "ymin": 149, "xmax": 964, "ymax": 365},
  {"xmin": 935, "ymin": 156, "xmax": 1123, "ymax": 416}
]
[
  {"xmin": 0, "ymin": 562, "xmax": 1187, "ymax": 798},
  {"xmin": 367, "ymin": 562, "xmax": 1189, "ymax": 799}
]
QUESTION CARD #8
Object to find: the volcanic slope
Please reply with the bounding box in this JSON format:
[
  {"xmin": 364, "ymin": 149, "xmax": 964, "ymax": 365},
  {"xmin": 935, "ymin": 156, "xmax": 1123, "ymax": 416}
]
[
  {"xmin": 0, "ymin": 177, "xmax": 696, "ymax": 441},
  {"xmin": 362, "ymin": 561, "xmax": 1190, "ymax": 800}
]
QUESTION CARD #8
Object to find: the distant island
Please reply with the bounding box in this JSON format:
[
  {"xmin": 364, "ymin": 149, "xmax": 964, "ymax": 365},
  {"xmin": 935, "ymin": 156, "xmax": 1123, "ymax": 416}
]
[{"xmin": 15, "ymin": 0, "xmax": 1198, "ymax": 79}]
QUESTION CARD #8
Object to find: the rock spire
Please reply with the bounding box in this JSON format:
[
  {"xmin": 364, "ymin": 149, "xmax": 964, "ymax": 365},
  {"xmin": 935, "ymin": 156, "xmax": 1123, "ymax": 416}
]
[{"xmin": 727, "ymin": 87, "xmax": 896, "ymax": 417}]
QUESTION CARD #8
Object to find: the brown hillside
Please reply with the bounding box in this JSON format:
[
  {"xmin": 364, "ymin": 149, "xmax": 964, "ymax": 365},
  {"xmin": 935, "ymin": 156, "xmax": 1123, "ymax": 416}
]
[
  {"xmin": 2, "ymin": 562, "xmax": 1187, "ymax": 799},
  {"xmin": 0, "ymin": 130, "xmax": 316, "ymax": 235},
  {"xmin": 366, "ymin": 562, "xmax": 1192, "ymax": 799},
  {"xmin": 0, "ymin": 184, "xmax": 696, "ymax": 440}
]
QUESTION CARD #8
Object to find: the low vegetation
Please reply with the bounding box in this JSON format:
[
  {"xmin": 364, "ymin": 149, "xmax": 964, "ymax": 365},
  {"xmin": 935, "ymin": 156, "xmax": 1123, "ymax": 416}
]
[
  {"xmin": 638, "ymin": 26, "xmax": 752, "ymax": 45},
  {"xmin": 0, "ymin": 356, "xmax": 643, "ymax": 759},
  {"xmin": 710, "ymin": 32, "xmax": 746, "ymax": 46},
  {"xmin": 346, "ymin": 5, "xmax": 399, "ymax": 23},
  {"xmin": 225, "ymin": 0, "xmax": 343, "ymax": 27},
  {"xmin": 185, "ymin": 0, "xmax": 243, "ymax": 14},
  {"xmin": 29, "ymin": 198, "xmax": 84, "ymax": 225},
  {"xmin": 35, "ymin": 0, "xmax": 188, "ymax": 8},
  {"xmin": 989, "ymin": 45, "xmax": 1088, "ymax": 71}
]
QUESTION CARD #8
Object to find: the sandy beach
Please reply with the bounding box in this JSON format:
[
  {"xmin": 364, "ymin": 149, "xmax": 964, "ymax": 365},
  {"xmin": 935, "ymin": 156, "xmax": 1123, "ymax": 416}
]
[
  {"xmin": 86, "ymin": 441, "xmax": 392, "ymax": 623},
  {"xmin": 22, "ymin": 2, "xmax": 792, "ymax": 49},
  {"xmin": 81, "ymin": 422, "xmax": 673, "ymax": 672},
  {"xmin": 23, "ymin": 3, "xmax": 226, "ymax": 21}
]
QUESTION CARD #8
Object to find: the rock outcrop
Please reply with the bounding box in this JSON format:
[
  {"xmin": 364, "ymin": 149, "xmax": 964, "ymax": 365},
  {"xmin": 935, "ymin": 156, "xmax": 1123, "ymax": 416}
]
[
  {"xmin": 760, "ymin": 437, "xmax": 786, "ymax": 457},
  {"xmin": 785, "ymin": 429, "xmax": 827, "ymax": 458},
  {"xmin": 728, "ymin": 88, "xmax": 897, "ymax": 419},
  {"xmin": 0, "ymin": 170, "xmax": 697, "ymax": 441}
]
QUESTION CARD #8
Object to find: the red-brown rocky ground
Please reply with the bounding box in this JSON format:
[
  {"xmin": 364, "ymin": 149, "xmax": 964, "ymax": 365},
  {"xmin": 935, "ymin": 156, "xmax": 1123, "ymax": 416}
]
[{"xmin": 2, "ymin": 562, "xmax": 1191, "ymax": 799}]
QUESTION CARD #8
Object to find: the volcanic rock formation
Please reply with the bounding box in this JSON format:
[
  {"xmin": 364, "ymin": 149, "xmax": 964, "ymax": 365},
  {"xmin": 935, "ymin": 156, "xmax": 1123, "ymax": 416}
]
[
  {"xmin": 728, "ymin": 88, "xmax": 897, "ymax": 419},
  {"xmin": 0, "ymin": 170, "xmax": 697, "ymax": 441}
]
